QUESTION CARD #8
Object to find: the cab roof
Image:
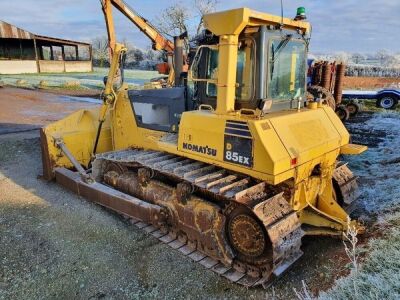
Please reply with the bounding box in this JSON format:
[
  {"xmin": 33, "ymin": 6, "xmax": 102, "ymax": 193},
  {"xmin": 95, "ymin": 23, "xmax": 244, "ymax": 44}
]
[{"xmin": 203, "ymin": 7, "xmax": 310, "ymax": 36}]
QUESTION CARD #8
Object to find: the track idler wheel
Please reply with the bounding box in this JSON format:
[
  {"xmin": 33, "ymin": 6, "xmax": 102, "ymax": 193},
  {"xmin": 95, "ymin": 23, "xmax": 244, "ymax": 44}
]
[
  {"xmin": 94, "ymin": 161, "xmax": 127, "ymax": 183},
  {"xmin": 227, "ymin": 206, "xmax": 272, "ymax": 270},
  {"xmin": 229, "ymin": 214, "xmax": 266, "ymax": 258}
]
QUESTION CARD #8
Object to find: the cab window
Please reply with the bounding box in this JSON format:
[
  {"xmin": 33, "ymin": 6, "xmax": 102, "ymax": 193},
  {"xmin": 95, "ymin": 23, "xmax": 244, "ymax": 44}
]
[
  {"xmin": 206, "ymin": 38, "xmax": 254, "ymax": 102},
  {"xmin": 268, "ymin": 38, "xmax": 306, "ymax": 102}
]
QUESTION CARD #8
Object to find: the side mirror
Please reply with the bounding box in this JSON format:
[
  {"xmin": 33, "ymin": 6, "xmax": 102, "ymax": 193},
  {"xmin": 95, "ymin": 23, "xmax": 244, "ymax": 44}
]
[
  {"xmin": 260, "ymin": 99, "xmax": 273, "ymax": 113},
  {"xmin": 103, "ymin": 76, "xmax": 108, "ymax": 86}
]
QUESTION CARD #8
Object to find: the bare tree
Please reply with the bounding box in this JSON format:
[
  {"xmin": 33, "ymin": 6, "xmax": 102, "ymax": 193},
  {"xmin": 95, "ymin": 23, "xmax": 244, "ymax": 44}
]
[
  {"xmin": 194, "ymin": 0, "xmax": 218, "ymax": 34},
  {"xmin": 154, "ymin": 0, "xmax": 218, "ymax": 38},
  {"xmin": 394, "ymin": 54, "xmax": 400, "ymax": 68},
  {"xmin": 155, "ymin": 2, "xmax": 191, "ymax": 38},
  {"xmin": 376, "ymin": 50, "xmax": 398, "ymax": 67},
  {"xmin": 377, "ymin": 49, "xmax": 388, "ymax": 65},
  {"xmin": 92, "ymin": 36, "xmax": 109, "ymax": 67},
  {"xmin": 350, "ymin": 53, "xmax": 365, "ymax": 65},
  {"xmin": 334, "ymin": 51, "xmax": 351, "ymax": 64},
  {"xmin": 311, "ymin": 50, "xmax": 400, "ymax": 77}
]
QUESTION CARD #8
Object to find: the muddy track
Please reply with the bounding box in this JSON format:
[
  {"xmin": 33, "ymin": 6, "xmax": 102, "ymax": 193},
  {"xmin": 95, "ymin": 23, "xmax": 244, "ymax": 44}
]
[{"xmin": 89, "ymin": 149, "xmax": 304, "ymax": 287}]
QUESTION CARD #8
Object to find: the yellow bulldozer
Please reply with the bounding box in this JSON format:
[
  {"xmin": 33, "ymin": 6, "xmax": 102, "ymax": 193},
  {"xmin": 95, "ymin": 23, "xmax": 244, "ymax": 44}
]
[{"xmin": 40, "ymin": 4, "xmax": 367, "ymax": 287}]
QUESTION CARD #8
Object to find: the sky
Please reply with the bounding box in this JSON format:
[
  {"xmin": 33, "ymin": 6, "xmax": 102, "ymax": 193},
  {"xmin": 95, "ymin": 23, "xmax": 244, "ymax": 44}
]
[{"xmin": 1, "ymin": 0, "xmax": 399, "ymax": 54}]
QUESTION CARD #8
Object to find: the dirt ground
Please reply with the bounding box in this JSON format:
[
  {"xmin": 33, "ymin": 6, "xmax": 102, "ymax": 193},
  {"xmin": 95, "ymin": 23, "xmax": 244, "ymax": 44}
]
[
  {"xmin": 0, "ymin": 87, "xmax": 97, "ymax": 135},
  {"xmin": 1, "ymin": 131, "xmax": 355, "ymax": 299},
  {"xmin": 343, "ymin": 76, "xmax": 400, "ymax": 90},
  {"xmin": 36, "ymin": 88, "xmax": 101, "ymax": 98},
  {"xmin": 0, "ymin": 87, "xmax": 382, "ymax": 299}
]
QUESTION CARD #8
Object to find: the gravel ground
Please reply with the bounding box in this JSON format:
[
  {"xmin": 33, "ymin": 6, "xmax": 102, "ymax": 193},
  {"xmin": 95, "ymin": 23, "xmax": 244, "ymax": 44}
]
[
  {"xmin": 0, "ymin": 130, "xmax": 351, "ymax": 299},
  {"xmin": 0, "ymin": 88, "xmax": 377, "ymax": 300}
]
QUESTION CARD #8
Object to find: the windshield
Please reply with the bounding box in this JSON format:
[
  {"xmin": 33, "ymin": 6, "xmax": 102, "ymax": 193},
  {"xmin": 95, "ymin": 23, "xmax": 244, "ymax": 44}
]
[{"xmin": 268, "ymin": 38, "xmax": 306, "ymax": 102}]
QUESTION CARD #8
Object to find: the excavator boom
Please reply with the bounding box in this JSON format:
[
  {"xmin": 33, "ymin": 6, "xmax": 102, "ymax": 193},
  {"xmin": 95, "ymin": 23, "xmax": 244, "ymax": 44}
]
[
  {"xmin": 100, "ymin": 0, "xmax": 178, "ymax": 85},
  {"xmin": 100, "ymin": 0, "xmax": 174, "ymax": 54}
]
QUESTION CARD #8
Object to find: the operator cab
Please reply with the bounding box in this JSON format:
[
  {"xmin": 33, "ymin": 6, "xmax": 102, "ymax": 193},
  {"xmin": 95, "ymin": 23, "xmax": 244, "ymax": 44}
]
[
  {"xmin": 128, "ymin": 8, "xmax": 310, "ymax": 134},
  {"xmin": 190, "ymin": 27, "xmax": 308, "ymax": 112}
]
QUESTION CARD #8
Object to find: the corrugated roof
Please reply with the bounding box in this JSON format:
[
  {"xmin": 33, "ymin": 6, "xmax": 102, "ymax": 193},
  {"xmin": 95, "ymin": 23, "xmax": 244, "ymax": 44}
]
[
  {"xmin": 0, "ymin": 20, "xmax": 91, "ymax": 46},
  {"xmin": 35, "ymin": 35, "xmax": 91, "ymax": 46},
  {"xmin": 0, "ymin": 20, "xmax": 34, "ymax": 39}
]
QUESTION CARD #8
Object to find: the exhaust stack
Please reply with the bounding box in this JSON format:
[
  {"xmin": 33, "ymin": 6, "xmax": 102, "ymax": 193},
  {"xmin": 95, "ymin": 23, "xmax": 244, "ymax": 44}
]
[{"xmin": 174, "ymin": 35, "xmax": 184, "ymax": 86}]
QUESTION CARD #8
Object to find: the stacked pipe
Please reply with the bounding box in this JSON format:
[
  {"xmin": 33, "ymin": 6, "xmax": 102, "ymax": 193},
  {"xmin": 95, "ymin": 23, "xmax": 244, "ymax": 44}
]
[
  {"xmin": 310, "ymin": 61, "xmax": 346, "ymax": 105},
  {"xmin": 311, "ymin": 61, "xmax": 323, "ymax": 86},
  {"xmin": 334, "ymin": 63, "xmax": 346, "ymax": 104},
  {"xmin": 321, "ymin": 62, "xmax": 331, "ymax": 90}
]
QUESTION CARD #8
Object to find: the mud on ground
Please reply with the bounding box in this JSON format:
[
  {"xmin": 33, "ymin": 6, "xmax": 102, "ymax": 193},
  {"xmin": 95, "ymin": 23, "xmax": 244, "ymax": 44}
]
[
  {"xmin": 0, "ymin": 87, "xmax": 97, "ymax": 135},
  {"xmin": 0, "ymin": 132, "xmax": 355, "ymax": 299},
  {"xmin": 0, "ymin": 87, "xmax": 396, "ymax": 299},
  {"xmin": 0, "ymin": 88, "xmax": 352, "ymax": 299}
]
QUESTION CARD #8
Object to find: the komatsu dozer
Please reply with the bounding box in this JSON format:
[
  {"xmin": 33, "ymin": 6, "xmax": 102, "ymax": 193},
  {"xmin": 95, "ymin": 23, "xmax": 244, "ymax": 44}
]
[{"xmin": 40, "ymin": 7, "xmax": 367, "ymax": 287}]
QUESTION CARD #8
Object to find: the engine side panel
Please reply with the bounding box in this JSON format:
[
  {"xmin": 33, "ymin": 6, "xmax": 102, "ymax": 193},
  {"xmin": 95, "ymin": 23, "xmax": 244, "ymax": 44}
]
[{"xmin": 176, "ymin": 107, "xmax": 349, "ymax": 184}]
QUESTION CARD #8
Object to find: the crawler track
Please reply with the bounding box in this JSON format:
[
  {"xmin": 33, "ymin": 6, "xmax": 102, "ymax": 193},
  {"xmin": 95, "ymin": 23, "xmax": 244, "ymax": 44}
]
[
  {"xmin": 55, "ymin": 146, "xmax": 357, "ymax": 287},
  {"xmin": 55, "ymin": 148, "xmax": 357, "ymax": 287},
  {"xmin": 91, "ymin": 149, "xmax": 304, "ymax": 287}
]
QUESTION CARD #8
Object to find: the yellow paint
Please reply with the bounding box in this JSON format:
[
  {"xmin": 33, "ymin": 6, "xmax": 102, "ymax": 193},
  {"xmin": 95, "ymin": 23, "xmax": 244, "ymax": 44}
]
[
  {"xmin": 42, "ymin": 108, "xmax": 113, "ymax": 169},
  {"xmin": 215, "ymin": 35, "xmax": 239, "ymax": 114},
  {"xmin": 340, "ymin": 144, "xmax": 368, "ymax": 155},
  {"xmin": 307, "ymin": 102, "xmax": 318, "ymax": 109},
  {"xmin": 203, "ymin": 8, "xmax": 310, "ymax": 36},
  {"xmin": 42, "ymin": 6, "xmax": 366, "ymax": 237}
]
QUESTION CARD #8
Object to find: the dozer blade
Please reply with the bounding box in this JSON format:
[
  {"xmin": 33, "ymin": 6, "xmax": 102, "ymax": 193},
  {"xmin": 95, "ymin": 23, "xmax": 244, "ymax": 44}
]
[{"xmin": 40, "ymin": 108, "xmax": 113, "ymax": 181}]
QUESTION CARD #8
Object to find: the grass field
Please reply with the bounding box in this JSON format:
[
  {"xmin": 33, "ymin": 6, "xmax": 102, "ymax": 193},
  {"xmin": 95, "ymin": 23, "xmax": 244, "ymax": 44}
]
[
  {"xmin": 2, "ymin": 69, "xmax": 399, "ymax": 90},
  {"xmin": 316, "ymin": 112, "xmax": 400, "ymax": 299},
  {"xmin": 0, "ymin": 68, "xmax": 159, "ymax": 90}
]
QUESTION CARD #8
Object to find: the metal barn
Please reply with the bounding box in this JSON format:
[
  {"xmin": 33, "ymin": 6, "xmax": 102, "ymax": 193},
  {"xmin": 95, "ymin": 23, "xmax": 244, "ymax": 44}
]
[{"xmin": 0, "ymin": 20, "xmax": 93, "ymax": 74}]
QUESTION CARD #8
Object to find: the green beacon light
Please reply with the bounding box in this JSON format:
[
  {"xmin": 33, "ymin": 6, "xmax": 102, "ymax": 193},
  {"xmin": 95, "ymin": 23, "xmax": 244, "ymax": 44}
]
[{"xmin": 295, "ymin": 7, "xmax": 307, "ymax": 20}]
